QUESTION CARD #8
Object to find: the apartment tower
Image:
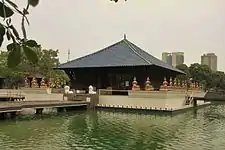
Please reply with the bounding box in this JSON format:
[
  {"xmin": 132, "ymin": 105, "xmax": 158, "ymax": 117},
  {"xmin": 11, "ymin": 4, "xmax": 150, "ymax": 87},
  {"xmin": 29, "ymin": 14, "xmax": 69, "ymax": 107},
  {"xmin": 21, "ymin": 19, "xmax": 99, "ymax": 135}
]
[
  {"xmin": 201, "ymin": 53, "xmax": 217, "ymax": 71},
  {"xmin": 162, "ymin": 52, "xmax": 184, "ymax": 67}
]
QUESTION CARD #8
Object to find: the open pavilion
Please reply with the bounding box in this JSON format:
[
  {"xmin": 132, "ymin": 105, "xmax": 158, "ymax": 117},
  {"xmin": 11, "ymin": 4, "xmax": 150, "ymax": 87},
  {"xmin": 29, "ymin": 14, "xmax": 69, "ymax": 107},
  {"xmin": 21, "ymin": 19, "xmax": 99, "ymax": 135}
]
[{"xmin": 56, "ymin": 35, "xmax": 184, "ymax": 91}]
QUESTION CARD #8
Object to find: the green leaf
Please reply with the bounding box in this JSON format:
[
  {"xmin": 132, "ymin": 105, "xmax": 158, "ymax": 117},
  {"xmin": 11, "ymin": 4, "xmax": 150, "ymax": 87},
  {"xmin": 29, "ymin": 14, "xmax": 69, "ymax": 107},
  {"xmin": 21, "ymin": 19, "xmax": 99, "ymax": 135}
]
[
  {"xmin": 0, "ymin": 26, "xmax": 5, "ymax": 47},
  {"xmin": 7, "ymin": 45, "xmax": 21, "ymax": 68},
  {"xmin": 0, "ymin": 2, "xmax": 14, "ymax": 18},
  {"xmin": 28, "ymin": 0, "xmax": 39, "ymax": 7},
  {"xmin": 23, "ymin": 45, "xmax": 38, "ymax": 64},
  {"xmin": 7, "ymin": 43, "xmax": 16, "ymax": 51},
  {"xmin": 24, "ymin": 40, "xmax": 38, "ymax": 47}
]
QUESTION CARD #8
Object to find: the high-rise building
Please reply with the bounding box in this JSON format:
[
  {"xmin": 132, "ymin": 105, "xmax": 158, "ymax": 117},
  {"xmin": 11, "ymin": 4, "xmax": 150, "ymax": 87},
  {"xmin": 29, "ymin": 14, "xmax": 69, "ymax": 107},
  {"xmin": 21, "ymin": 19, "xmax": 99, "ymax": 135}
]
[
  {"xmin": 162, "ymin": 52, "xmax": 184, "ymax": 67},
  {"xmin": 162, "ymin": 52, "xmax": 171, "ymax": 65},
  {"xmin": 201, "ymin": 53, "xmax": 217, "ymax": 71}
]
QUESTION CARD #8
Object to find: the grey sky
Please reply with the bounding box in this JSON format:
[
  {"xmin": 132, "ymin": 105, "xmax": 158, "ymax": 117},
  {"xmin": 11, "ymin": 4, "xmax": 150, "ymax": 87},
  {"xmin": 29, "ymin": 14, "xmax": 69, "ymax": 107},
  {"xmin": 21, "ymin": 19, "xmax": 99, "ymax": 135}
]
[{"xmin": 7, "ymin": 0, "xmax": 225, "ymax": 71}]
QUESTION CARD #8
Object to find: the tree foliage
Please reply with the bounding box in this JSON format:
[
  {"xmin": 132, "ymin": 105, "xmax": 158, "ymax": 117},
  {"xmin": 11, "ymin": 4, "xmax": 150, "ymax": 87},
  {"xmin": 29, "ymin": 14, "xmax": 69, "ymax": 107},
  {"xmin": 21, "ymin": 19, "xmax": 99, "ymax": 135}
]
[
  {"xmin": 176, "ymin": 63, "xmax": 225, "ymax": 90},
  {"xmin": 0, "ymin": 48, "xmax": 69, "ymax": 88},
  {"xmin": 0, "ymin": 0, "xmax": 40, "ymax": 68},
  {"xmin": 0, "ymin": 0, "xmax": 127, "ymax": 68}
]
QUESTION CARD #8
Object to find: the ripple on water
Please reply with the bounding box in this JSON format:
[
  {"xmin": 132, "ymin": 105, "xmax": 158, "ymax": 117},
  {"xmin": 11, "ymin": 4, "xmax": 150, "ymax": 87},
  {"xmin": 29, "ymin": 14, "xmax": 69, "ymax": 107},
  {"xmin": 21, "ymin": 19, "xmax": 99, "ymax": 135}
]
[{"xmin": 0, "ymin": 105, "xmax": 225, "ymax": 149}]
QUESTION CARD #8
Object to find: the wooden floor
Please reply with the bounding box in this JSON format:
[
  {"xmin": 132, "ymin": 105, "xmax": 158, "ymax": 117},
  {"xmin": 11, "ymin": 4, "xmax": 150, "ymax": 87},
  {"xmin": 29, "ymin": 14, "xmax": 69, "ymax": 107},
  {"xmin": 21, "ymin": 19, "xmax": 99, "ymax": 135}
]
[{"xmin": 0, "ymin": 101, "xmax": 89, "ymax": 113}]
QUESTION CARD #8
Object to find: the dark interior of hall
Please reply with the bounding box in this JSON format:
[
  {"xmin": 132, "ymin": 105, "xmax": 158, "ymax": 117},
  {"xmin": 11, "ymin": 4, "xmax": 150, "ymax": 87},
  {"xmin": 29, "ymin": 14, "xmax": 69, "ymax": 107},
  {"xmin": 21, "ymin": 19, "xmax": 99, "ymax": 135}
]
[{"xmin": 64, "ymin": 65, "xmax": 182, "ymax": 91}]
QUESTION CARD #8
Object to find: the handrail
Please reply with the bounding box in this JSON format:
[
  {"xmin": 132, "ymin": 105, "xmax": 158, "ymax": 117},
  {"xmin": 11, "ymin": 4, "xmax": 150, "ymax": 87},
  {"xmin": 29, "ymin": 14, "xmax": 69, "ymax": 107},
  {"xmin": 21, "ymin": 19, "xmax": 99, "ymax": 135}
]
[
  {"xmin": 0, "ymin": 89, "xmax": 25, "ymax": 98},
  {"xmin": 98, "ymin": 89, "xmax": 129, "ymax": 92},
  {"xmin": 98, "ymin": 89, "xmax": 201, "ymax": 96}
]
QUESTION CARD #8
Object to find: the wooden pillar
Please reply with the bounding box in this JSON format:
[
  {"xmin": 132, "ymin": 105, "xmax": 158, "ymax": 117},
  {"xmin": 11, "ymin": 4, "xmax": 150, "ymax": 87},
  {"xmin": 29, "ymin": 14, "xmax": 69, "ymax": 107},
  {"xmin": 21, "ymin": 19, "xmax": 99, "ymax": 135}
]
[
  {"xmin": 0, "ymin": 113, "xmax": 6, "ymax": 120},
  {"xmin": 57, "ymin": 107, "xmax": 65, "ymax": 112},
  {"xmin": 10, "ymin": 112, "xmax": 17, "ymax": 119},
  {"xmin": 36, "ymin": 108, "xmax": 44, "ymax": 115},
  {"xmin": 193, "ymin": 99, "xmax": 197, "ymax": 107}
]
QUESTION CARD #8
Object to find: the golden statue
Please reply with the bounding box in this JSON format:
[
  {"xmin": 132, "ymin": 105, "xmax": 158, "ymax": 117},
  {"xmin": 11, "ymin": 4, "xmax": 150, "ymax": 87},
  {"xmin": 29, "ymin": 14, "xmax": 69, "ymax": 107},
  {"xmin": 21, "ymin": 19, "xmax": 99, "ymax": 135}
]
[
  {"xmin": 132, "ymin": 77, "xmax": 140, "ymax": 90},
  {"xmin": 173, "ymin": 78, "xmax": 177, "ymax": 87},
  {"xmin": 181, "ymin": 80, "xmax": 185, "ymax": 87},
  {"xmin": 31, "ymin": 77, "xmax": 37, "ymax": 88},
  {"xmin": 145, "ymin": 77, "xmax": 153, "ymax": 91},
  {"xmin": 184, "ymin": 80, "xmax": 187, "ymax": 87},
  {"xmin": 177, "ymin": 79, "xmax": 180, "ymax": 87},
  {"xmin": 55, "ymin": 78, "xmax": 60, "ymax": 88},
  {"xmin": 160, "ymin": 77, "xmax": 168, "ymax": 90},
  {"xmin": 191, "ymin": 82, "xmax": 195, "ymax": 88},
  {"xmin": 47, "ymin": 80, "xmax": 52, "ymax": 88},
  {"xmin": 40, "ymin": 78, "xmax": 46, "ymax": 88},
  {"xmin": 169, "ymin": 77, "xmax": 173, "ymax": 87},
  {"xmin": 24, "ymin": 77, "xmax": 29, "ymax": 87},
  {"xmin": 195, "ymin": 82, "xmax": 200, "ymax": 90}
]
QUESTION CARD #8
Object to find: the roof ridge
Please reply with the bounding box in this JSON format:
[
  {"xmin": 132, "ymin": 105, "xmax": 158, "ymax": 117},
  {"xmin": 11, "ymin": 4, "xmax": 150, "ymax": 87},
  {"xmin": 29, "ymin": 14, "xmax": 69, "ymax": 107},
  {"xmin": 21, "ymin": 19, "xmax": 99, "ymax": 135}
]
[
  {"xmin": 123, "ymin": 39, "xmax": 152, "ymax": 65},
  {"xmin": 58, "ymin": 40, "xmax": 124, "ymax": 67}
]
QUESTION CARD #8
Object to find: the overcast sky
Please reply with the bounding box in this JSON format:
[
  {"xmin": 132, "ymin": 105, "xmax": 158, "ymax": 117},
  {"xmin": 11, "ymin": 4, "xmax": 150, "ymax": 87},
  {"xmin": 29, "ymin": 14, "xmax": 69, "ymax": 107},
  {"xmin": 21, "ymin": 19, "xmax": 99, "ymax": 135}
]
[{"xmin": 4, "ymin": 0, "xmax": 225, "ymax": 71}]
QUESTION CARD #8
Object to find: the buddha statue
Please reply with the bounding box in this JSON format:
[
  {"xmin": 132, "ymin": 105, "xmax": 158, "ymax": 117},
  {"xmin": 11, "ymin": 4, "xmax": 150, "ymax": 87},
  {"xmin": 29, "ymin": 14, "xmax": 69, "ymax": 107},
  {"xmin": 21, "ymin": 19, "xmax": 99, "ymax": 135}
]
[
  {"xmin": 181, "ymin": 80, "xmax": 185, "ymax": 88},
  {"xmin": 55, "ymin": 78, "xmax": 60, "ymax": 88},
  {"xmin": 173, "ymin": 78, "xmax": 177, "ymax": 87},
  {"xmin": 175, "ymin": 79, "xmax": 182, "ymax": 90},
  {"xmin": 47, "ymin": 80, "xmax": 52, "ymax": 88},
  {"xmin": 132, "ymin": 77, "xmax": 140, "ymax": 90},
  {"xmin": 160, "ymin": 77, "xmax": 168, "ymax": 90},
  {"xmin": 163, "ymin": 77, "xmax": 168, "ymax": 87},
  {"xmin": 196, "ymin": 82, "xmax": 200, "ymax": 90},
  {"xmin": 167, "ymin": 77, "xmax": 173, "ymax": 90},
  {"xmin": 40, "ymin": 78, "xmax": 46, "ymax": 88},
  {"xmin": 169, "ymin": 77, "xmax": 173, "ymax": 87},
  {"xmin": 24, "ymin": 77, "xmax": 29, "ymax": 87},
  {"xmin": 177, "ymin": 79, "xmax": 180, "ymax": 87},
  {"xmin": 184, "ymin": 80, "xmax": 187, "ymax": 87},
  {"xmin": 191, "ymin": 82, "xmax": 195, "ymax": 89},
  {"xmin": 145, "ymin": 77, "xmax": 153, "ymax": 91},
  {"xmin": 31, "ymin": 77, "xmax": 37, "ymax": 88}
]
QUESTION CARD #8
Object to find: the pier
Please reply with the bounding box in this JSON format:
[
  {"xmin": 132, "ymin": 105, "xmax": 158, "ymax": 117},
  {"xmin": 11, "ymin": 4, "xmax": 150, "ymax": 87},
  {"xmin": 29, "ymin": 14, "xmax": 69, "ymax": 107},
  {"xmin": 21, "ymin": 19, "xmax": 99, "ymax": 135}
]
[
  {"xmin": 0, "ymin": 100, "xmax": 89, "ymax": 117},
  {"xmin": 193, "ymin": 97, "xmax": 225, "ymax": 103},
  {"xmin": 0, "ymin": 95, "xmax": 25, "ymax": 101}
]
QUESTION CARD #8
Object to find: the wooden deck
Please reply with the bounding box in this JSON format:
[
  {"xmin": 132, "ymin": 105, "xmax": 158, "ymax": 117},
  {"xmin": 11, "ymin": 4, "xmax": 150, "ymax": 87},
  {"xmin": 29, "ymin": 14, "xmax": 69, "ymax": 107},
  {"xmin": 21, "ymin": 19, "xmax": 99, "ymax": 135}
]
[
  {"xmin": 0, "ymin": 101, "xmax": 89, "ymax": 113},
  {"xmin": 0, "ymin": 95, "xmax": 25, "ymax": 101}
]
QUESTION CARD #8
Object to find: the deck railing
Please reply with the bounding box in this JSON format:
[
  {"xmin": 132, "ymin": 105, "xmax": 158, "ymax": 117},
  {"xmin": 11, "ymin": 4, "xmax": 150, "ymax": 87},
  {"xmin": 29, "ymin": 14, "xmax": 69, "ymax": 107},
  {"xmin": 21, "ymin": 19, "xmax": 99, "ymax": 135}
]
[
  {"xmin": 98, "ymin": 89, "xmax": 129, "ymax": 96},
  {"xmin": 0, "ymin": 89, "xmax": 25, "ymax": 98}
]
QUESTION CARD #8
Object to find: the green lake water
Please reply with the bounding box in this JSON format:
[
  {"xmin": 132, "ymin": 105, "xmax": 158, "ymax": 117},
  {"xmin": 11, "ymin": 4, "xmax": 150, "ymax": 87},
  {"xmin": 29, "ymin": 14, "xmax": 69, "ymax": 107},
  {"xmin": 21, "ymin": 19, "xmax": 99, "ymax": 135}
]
[{"xmin": 0, "ymin": 105, "xmax": 225, "ymax": 150}]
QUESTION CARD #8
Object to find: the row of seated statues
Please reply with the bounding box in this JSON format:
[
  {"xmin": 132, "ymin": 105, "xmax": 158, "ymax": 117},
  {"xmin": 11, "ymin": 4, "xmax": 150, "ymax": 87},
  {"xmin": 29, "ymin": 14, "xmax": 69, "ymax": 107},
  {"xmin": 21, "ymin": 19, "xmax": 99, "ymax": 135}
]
[
  {"xmin": 25, "ymin": 77, "xmax": 62, "ymax": 88},
  {"xmin": 132, "ymin": 77, "xmax": 201, "ymax": 91}
]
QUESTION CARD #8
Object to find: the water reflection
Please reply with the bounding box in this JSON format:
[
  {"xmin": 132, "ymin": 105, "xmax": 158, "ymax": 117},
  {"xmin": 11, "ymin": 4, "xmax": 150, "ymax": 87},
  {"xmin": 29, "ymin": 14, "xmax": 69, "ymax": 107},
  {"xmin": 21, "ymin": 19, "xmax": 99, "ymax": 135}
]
[{"xmin": 0, "ymin": 106, "xmax": 225, "ymax": 149}]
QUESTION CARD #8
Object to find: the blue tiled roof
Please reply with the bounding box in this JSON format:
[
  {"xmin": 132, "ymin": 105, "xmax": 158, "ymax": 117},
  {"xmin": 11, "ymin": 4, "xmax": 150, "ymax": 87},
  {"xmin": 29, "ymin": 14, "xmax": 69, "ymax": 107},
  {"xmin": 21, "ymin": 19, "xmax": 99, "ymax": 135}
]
[{"xmin": 57, "ymin": 39, "xmax": 184, "ymax": 74}]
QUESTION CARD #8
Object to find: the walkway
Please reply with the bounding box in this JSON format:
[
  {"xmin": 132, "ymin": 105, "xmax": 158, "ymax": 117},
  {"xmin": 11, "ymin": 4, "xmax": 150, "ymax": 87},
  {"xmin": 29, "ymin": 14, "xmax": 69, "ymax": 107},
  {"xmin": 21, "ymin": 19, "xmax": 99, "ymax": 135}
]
[{"xmin": 0, "ymin": 101, "xmax": 89, "ymax": 113}]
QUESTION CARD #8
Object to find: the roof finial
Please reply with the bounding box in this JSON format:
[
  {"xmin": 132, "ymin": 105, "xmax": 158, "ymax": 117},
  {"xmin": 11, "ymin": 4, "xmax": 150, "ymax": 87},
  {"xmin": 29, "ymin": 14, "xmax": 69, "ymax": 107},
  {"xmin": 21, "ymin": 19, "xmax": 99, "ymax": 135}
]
[{"xmin": 124, "ymin": 34, "xmax": 126, "ymax": 40}]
